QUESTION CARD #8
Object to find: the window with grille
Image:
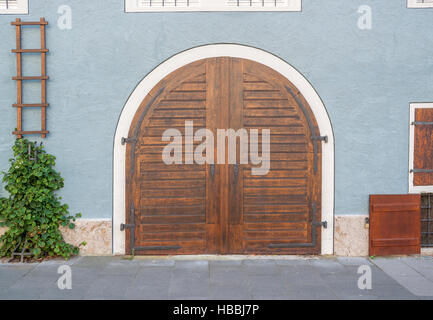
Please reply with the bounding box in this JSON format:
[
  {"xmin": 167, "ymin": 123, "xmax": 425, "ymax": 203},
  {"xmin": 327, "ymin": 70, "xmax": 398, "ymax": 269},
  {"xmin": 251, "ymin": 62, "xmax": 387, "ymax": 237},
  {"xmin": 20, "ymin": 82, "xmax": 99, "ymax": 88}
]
[
  {"xmin": 0, "ymin": 0, "xmax": 28, "ymax": 14},
  {"xmin": 421, "ymin": 194, "xmax": 433, "ymax": 247},
  {"xmin": 125, "ymin": 0, "xmax": 301, "ymax": 12},
  {"xmin": 408, "ymin": 0, "xmax": 433, "ymax": 8}
]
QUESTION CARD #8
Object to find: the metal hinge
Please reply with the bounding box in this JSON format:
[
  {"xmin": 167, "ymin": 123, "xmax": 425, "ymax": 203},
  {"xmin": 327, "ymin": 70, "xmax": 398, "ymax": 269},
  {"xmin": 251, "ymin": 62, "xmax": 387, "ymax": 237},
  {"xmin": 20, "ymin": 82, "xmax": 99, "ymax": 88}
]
[
  {"xmin": 121, "ymin": 137, "xmax": 137, "ymax": 145},
  {"xmin": 411, "ymin": 121, "xmax": 433, "ymax": 126},
  {"xmin": 313, "ymin": 221, "xmax": 327, "ymax": 229},
  {"xmin": 312, "ymin": 135, "xmax": 328, "ymax": 143},
  {"xmin": 121, "ymin": 205, "xmax": 136, "ymax": 231},
  {"xmin": 410, "ymin": 169, "xmax": 433, "ymax": 173},
  {"xmin": 120, "ymin": 223, "xmax": 135, "ymax": 231}
]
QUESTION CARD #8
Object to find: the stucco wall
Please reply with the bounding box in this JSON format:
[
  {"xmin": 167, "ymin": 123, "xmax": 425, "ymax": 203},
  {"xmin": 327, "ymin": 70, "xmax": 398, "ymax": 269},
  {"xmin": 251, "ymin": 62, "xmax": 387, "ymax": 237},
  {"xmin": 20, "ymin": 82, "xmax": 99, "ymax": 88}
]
[{"xmin": 0, "ymin": 0, "xmax": 432, "ymax": 220}]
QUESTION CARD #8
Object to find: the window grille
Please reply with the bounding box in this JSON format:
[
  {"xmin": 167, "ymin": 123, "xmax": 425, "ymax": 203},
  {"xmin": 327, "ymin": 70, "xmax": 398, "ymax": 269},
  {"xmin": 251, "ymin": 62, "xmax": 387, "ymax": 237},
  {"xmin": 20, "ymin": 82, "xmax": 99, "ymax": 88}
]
[
  {"xmin": 0, "ymin": 0, "xmax": 18, "ymax": 9},
  {"xmin": 126, "ymin": 0, "xmax": 301, "ymax": 11},
  {"xmin": 408, "ymin": 0, "xmax": 433, "ymax": 8},
  {"xmin": 421, "ymin": 194, "xmax": 433, "ymax": 247},
  {"xmin": 226, "ymin": 0, "xmax": 288, "ymax": 7},
  {"xmin": 0, "ymin": 0, "xmax": 27, "ymax": 13},
  {"xmin": 138, "ymin": 0, "xmax": 200, "ymax": 7}
]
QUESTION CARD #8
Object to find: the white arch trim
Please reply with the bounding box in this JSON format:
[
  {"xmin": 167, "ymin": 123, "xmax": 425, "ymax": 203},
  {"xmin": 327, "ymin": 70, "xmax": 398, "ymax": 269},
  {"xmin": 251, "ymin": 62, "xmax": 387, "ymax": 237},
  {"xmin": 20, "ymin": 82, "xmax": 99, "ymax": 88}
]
[{"xmin": 113, "ymin": 44, "xmax": 334, "ymax": 255}]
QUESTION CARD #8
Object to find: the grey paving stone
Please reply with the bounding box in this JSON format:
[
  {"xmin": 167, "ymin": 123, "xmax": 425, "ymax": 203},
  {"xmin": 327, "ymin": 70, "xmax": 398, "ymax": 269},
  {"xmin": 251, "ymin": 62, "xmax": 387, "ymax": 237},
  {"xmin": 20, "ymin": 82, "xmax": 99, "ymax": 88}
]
[
  {"xmin": 72, "ymin": 256, "xmax": 116, "ymax": 269},
  {"xmin": 1, "ymin": 256, "xmax": 433, "ymax": 299},
  {"xmin": 373, "ymin": 258, "xmax": 420, "ymax": 277},
  {"xmin": 372, "ymin": 257, "xmax": 433, "ymax": 296},
  {"xmin": 243, "ymin": 260, "xmax": 281, "ymax": 276},
  {"xmin": 38, "ymin": 285, "xmax": 89, "ymax": 300},
  {"xmin": 209, "ymin": 285, "xmax": 252, "ymax": 300},
  {"xmin": 0, "ymin": 287, "xmax": 42, "ymax": 300},
  {"xmin": 124, "ymin": 284, "xmax": 170, "ymax": 300},
  {"xmin": 209, "ymin": 260, "xmax": 243, "ymax": 267},
  {"xmin": 309, "ymin": 258, "xmax": 346, "ymax": 274},
  {"xmin": 174, "ymin": 260, "xmax": 209, "ymax": 270},
  {"xmin": 84, "ymin": 274, "xmax": 136, "ymax": 299},
  {"xmin": 134, "ymin": 267, "xmax": 173, "ymax": 286},
  {"xmin": 291, "ymin": 285, "xmax": 338, "ymax": 300},
  {"xmin": 337, "ymin": 257, "xmax": 373, "ymax": 266},
  {"xmin": 340, "ymin": 294, "xmax": 379, "ymax": 300},
  {"xmin": 209, "ymin": 264, "xmax": 248, "ymax": 285},
  {"xmin": 371, "ymin": 284, "xmax": 416, "ymax": 299},
  {"xmin": 169, "ymin": 268, "xmax": 210, "ymax": 299},
  {"xmin": 134, "ymin": 259, "xmax": 176, "ymax": 267},
  {"xmin": 401, "ymin": 257, "xmax": 433, "ymax": 282},
  {"xmin": 274, "ymin": 259, "xmax": 311, "ymax": 267}
]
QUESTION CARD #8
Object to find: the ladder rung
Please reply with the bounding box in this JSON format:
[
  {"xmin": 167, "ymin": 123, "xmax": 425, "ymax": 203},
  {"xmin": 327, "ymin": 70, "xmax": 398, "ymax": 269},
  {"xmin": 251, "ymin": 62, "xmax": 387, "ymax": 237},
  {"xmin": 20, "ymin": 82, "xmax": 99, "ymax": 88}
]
[
  {"xmin": 13, "ymin": 103, "xmax": 49, "ymax": 108},
  {"xmin": 12, "ymin": 76, "xmax": 49, "ymax": 80},
  {"xmin": 12, "ymin": 49, "xmax": 49, "ymax": 53},
  {"xmin": 11, "ymin": 21, "xmax": 48, "ymax": 26},
  {"xmin": 13, "ymin": 131, "xmax": 49, "ymax": 135}
]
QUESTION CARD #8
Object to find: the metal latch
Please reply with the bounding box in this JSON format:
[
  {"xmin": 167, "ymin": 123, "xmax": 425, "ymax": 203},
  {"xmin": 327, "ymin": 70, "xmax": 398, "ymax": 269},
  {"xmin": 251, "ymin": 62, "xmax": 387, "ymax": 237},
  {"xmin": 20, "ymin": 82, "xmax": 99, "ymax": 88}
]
[
  {"xmin": 312, "ymin": 136, "xmax": 328, "ymax": 143},
  {"xmin": 120, "ymin": 223, "xmax": 135, "ymax": 231},
  {"xmin": 121, "ymin": 137, "xmax": 137, "ymax": 145},
  {"xmin": 410, "ymin": 169, "xmax": 433, "ymax": 173},
  {"xmin": 313, "ymin": 221, "xmax": 328, "ymax": 229}
]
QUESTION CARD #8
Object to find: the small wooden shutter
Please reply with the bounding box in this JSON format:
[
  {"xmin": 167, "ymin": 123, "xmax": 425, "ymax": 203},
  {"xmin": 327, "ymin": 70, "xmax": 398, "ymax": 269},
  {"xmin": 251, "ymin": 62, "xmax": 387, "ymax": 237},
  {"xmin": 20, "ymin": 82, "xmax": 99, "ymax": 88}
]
[
  {"xmin": 413, "ymin": 108, "xmax": 433, "ymax": 186},
  {"xmin": 369, "ymin": 194, "xmax": 421, "ymax": 256}
]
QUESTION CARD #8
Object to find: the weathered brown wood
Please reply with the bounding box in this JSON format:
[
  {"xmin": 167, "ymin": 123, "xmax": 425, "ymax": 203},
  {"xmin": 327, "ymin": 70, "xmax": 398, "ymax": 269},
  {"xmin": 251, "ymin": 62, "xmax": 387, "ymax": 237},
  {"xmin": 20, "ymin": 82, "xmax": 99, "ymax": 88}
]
[
  {"xmin": 12, "ymin": 49, "xmax": 49, "ymax": 53},
  {"xmin": 414, "ymin": 108, "xmax": 433, "ymax": 186},
  {"xmin": 369, "ymin": 194, "xmax": 421, "ymax": 256},
  {"xmin": 126, "ymin": 57, "xmax": 322, "ymax": 255},
  {"xmin": 40, "ymin": 18, "xmax": 47, "ymax": 138},
  {"xmin": 13, "ymin": 103, "xmax": 49, "ymax": 108},
  {"xmin": 11, "ymin": 20, "xmax": 48, "ymax": 25},
  {"xmin": 12, "ymin": 18, "xmax": 49, "ymax": 139},
  {"xmin": 12, "ymin": 130, "xmax": 49, "ymax": 135},
  {"xmin": 15, "ymin": 18, "xmax": 22, "ymax": 138}
]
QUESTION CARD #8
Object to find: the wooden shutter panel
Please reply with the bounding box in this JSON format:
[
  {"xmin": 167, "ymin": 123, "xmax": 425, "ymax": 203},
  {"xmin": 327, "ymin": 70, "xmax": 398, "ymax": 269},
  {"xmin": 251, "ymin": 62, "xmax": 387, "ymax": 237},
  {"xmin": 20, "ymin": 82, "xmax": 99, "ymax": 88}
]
[
  {"xmin": 413, "ymin": 108, "xmax": 433, "ymax": 186},
  {"xmin": 369, "ymin": 194, "xmax": 421, "ymax": 256}
]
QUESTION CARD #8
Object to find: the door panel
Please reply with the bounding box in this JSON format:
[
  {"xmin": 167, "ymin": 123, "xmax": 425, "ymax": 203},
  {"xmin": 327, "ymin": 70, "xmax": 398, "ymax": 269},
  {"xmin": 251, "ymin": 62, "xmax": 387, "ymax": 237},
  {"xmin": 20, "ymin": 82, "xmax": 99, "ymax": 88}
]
[{"xmin": 125, "ymin": 57, "xmax": 322, "ymax": 255}]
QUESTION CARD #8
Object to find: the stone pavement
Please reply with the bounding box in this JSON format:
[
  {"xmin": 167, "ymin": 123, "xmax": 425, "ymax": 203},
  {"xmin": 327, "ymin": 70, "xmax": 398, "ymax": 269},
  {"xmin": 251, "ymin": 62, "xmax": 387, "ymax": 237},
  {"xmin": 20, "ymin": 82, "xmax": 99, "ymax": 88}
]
[{"xmin": 1, "ymin": 255, "xmax": 433, "ymax": 300}]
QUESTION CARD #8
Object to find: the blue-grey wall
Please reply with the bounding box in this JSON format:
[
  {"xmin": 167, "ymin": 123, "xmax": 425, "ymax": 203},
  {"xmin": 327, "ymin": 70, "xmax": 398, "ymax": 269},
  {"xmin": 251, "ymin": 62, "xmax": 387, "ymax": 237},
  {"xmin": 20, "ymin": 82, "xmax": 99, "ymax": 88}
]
[{"xmin": 0, "ymin": 0, "xmax": 432, "ymax": 218}]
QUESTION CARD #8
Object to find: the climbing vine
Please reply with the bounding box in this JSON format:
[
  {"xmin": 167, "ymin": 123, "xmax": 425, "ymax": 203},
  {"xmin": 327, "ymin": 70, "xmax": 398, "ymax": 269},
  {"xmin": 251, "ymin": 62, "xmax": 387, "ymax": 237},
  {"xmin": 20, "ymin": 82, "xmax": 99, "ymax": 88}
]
[{"xmin": 0, "ymin": 139, "xmax": 83, "ymax": 260}]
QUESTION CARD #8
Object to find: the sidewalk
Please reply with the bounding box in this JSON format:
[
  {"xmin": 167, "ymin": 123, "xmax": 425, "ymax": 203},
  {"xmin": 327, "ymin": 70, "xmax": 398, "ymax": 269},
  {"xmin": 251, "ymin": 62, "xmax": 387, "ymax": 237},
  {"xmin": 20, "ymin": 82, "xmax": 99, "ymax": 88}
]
[{"xmin": 1, "ymin": 256, "xmax": 433, "ymax": 300}]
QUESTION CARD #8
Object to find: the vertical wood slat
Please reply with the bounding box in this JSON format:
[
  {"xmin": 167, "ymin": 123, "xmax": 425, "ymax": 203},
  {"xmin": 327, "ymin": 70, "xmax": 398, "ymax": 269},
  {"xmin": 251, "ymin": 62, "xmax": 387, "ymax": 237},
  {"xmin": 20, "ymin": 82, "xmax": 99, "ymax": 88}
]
[
  {"xmin": 11, "ymin": 18, "xmax": 49, "ymax": 139},
  {"xmin": 15, "ymin": 18, "xmax": 22, "ymax": 138},
  {"xmin": 40, "ymin": 18, "xmax": 47, "ymax": 138}
]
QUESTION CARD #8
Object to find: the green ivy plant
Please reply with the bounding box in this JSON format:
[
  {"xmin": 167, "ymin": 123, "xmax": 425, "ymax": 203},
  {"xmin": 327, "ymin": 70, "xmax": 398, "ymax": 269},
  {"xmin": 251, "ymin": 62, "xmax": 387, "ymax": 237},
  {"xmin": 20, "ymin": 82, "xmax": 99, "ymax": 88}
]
[{"xmin": 0, "ymin": 139, "xmax": 83, "ymax": 260}]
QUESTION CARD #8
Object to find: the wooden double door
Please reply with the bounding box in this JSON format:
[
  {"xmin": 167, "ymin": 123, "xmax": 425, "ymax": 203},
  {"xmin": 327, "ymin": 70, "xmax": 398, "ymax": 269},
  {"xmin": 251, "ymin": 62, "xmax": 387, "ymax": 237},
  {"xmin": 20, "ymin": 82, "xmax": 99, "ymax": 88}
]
[{"xmin": 125, "ymin": 57, "xmax": 322, "ymax": 255}]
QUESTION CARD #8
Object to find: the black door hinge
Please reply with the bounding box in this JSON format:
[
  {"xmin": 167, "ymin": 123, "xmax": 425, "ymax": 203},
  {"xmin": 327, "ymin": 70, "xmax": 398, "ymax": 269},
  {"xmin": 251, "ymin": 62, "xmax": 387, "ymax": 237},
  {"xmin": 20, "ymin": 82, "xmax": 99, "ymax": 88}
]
[
  {"xmin": 120, "ymin": 223, "xmax": 135, "ymax": 231},
  {"xmin": 313, "ymin": 221, "xmax": 328, "ymax": 229},
  {"xmin": 312, "ymin": 136, "xmax": 328, "ymax": 143},
  {"xmin": 121, "ymin": 137, "xmax": 137, "ymax": 145}
]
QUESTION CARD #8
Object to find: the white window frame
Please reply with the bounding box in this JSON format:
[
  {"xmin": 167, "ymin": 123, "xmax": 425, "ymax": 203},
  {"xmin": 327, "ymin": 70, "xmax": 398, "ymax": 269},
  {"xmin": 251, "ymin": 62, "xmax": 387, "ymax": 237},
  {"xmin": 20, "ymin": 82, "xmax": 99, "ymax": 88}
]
[
  {"xmin": 408, "ymin": 0, "xmax": 433, "ymax": 8},
  {"xmin": 125, "ymin": 0, "xmax": 301, "ymax": 12},
  {"xmin": 0, "ymin": 0, "xmax": 28, "ymax": 14},
  {"xmin": 409, "ymin": 103, "xmax": 433, "ymax": 193}
]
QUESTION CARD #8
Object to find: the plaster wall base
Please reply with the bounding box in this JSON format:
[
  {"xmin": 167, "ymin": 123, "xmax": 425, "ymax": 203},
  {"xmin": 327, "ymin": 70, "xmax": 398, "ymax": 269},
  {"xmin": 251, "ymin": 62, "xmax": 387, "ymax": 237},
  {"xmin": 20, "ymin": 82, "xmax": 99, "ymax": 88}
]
[
  {"xmin": 334, "ymin": 214, "xmax": 369, "ymax": 257},
  {"xmin": 0, "ymin": 219, "xmax": 112, "ymax": 256}
]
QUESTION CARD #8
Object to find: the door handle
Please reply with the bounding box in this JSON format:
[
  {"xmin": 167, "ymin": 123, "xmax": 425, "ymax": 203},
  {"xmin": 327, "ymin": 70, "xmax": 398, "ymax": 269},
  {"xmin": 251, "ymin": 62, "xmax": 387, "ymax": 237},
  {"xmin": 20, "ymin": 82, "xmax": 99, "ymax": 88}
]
[{"xmin": 210, "ymin": 164, "xmax": 215, "ymax": 178}]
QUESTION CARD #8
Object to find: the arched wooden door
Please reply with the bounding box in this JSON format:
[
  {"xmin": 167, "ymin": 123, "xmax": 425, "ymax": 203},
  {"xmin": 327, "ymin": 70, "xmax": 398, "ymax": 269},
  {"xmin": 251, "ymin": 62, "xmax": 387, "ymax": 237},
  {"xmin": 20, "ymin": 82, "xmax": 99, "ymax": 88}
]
[{"xmin": 125, "ymin": 57, "xmax": 322, "ymax": 255}]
